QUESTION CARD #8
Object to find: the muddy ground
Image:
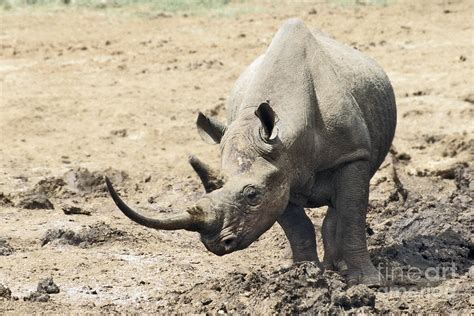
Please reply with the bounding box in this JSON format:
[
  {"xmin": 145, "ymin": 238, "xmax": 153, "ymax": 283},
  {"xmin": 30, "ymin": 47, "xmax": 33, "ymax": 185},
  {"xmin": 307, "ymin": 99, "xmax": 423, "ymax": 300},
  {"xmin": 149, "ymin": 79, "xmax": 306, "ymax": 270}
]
[{"xmin": 0, "ymin": 0, "xmax": 473, "ymax": 313}]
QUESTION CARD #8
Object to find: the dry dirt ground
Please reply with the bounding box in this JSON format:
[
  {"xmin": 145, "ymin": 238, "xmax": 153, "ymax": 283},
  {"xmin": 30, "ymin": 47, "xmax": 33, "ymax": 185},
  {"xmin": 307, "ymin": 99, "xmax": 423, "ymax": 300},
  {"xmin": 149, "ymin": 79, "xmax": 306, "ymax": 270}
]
[{"xmin": 0, "ymin": 0, "xmax": 473, "ymax": 313}]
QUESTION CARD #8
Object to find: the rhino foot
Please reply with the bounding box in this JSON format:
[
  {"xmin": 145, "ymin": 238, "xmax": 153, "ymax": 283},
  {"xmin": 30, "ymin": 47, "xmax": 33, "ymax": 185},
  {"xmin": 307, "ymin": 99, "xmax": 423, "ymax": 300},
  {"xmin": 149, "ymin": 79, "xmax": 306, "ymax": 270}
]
[
  {"xmin": 323, "ymin": 258, "xmax": 348, "ymax": 272},
  {"xmin": 342, "ymin": 267, "xmax": 383, "ymax": 288}
]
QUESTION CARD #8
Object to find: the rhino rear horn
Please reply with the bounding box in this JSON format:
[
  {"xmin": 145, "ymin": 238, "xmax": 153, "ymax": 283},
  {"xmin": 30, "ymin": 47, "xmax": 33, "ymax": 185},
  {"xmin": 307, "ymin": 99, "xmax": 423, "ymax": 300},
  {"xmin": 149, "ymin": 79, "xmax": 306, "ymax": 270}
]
[
  {"xmin": 188, "ymin": 155, "xmax": 224, "ymax": 193},
  {"xmin": 196, "ymin": 112, "xmax": 227, "ymax": 144}
]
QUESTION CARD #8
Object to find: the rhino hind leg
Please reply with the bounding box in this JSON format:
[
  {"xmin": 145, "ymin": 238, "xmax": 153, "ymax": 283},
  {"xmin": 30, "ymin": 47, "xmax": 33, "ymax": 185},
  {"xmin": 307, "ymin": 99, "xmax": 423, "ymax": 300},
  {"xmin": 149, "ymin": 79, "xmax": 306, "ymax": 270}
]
[
  {"xmin": 278, "ymin": 203, "xmax": 321, "ymax": 264},
  {"xmin": 334, "ymin": 160, "xmax": 383, "ymax": 287},
  {"xmin": 322, "ymin": 207, "xmax": 347, "ymax": 271}
]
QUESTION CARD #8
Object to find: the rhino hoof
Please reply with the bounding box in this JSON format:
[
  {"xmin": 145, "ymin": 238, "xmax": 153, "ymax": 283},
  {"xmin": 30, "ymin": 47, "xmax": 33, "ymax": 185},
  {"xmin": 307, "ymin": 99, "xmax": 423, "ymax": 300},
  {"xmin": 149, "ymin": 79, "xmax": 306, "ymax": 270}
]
[{"xmin": 343, "ymin": 269, "xmax": 383, "ymax": 288}]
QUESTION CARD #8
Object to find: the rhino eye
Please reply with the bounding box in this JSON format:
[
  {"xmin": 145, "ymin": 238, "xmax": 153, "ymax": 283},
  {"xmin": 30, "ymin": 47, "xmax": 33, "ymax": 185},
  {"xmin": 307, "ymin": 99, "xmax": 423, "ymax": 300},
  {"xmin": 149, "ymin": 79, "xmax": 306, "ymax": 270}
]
[{"xmin": 243, "ymin": 185, "xmax": 262, "ymax": 205}]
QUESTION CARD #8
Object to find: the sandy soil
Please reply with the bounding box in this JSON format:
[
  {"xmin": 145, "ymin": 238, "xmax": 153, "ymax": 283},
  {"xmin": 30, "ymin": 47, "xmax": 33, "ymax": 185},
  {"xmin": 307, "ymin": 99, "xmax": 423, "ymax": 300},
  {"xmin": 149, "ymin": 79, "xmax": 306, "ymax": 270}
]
[{"xmin": 0, "ymin": 0, "xmax": 473, "ymax": 313}]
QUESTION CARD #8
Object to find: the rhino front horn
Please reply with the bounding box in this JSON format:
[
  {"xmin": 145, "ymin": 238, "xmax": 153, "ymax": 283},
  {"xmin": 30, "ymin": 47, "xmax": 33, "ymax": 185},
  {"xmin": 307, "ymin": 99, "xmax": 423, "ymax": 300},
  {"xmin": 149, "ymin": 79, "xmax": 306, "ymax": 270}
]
[{"xmin": 105, "ymin": 177, "xmax": 216, "ymax": 233}]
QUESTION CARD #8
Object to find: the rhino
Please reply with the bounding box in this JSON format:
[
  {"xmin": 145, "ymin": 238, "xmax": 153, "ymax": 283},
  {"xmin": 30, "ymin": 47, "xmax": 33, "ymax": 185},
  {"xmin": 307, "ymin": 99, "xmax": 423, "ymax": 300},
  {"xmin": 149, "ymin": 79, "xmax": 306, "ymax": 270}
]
[{"xmin": 106, "ymin": 18, "xmax": 396, "ymax": 286}]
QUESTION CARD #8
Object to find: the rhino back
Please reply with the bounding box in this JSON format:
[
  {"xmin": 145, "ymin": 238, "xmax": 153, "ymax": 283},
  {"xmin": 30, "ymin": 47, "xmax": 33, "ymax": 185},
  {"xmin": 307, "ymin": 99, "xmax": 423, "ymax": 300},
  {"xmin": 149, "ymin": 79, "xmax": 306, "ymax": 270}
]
[{"xmin": 227, "ymin": 19, "xmax": 396, "ymax": 174}]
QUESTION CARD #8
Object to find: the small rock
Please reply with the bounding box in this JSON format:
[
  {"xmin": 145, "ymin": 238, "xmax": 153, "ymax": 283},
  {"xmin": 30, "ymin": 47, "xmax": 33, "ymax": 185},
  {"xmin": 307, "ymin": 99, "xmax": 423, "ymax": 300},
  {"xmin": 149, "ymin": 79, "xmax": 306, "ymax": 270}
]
[
  {"xmin": 398, "ymin": 302, "xmax": 409, "ymax": 310},
  {"xmin": 366, "ymin": 224, "xmax": 375, "ymax": 236},
  {"xmin": 150, "ymin": 12, "xmax": 172, "ymax": 19},
  {"xmin": 217, "ymin": 304, "xmax": 227, "ymax": 314},
  {"xmin": 37, "ymin": 277, "xmax": 60, "ymax": 294},
  {"xmin": 24, "ymin": 291, "xmax": 50, "ymax": 302},
  {"xmin": 110, "ymin": 129, "xmax": 128, "ymax": 137},
  {"xmin": 412, "ymin": 90, "xmax": 427, "ymax": 96},
  {"xmin": 0, "ymin": 284, "xmax": 12, "ymax": 299},
  {"xmin": 397, "ymin": 152, "xmax": 411, "ymax": 161},
  {"xmin": 62, "ymin": 205, "xmax": 91, "ymax": 216},
  {"xmin": 463, "ymin": 93, "xmax": 474, "ymax": 104},
  {"xmin": 308, "ymin": 8, "xmax": 318, "ymax": 14},
  {"xmin": 0, "ymin": 192, "xmax": 14, "ymax": 207}
]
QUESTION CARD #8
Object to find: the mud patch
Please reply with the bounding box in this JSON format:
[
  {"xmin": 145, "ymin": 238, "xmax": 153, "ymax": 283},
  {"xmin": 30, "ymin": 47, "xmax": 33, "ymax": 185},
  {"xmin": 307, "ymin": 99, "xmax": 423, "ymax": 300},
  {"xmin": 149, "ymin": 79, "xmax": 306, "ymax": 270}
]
[
  {"xmin": 167, "ymin": 263, "xmax": 375, "ymax": 314},
  {"xmin": 16, "ymin": 193, "xmax": 54, "ymax": 210},
  {"xmin": 0, "ymin": 238, "xmax": 14, "ymax": 256},
  {"xmin": 33, "ymin": 177, "xmax": 68, "ymax": 197},
  {"xmin": 0, "ymin": 284, "xmax": 12, "ymax": 300},
  {"xmin": 14, "ymin": 168, "xmax": 128, "ymax": 201},
  {"xmin": 64, "ymin": 167, "xmax": 128, "ymax": 197},
  {"xmin": 0, "ymin": 192, "xmax": 14, "ymax": 207},
  {"xmin": 332, "ymin": 284, "xmax": 376, "ymax": 310},
  {"xmin": 41, "ymin": 222, "xmax": 128, "ymax": 248},
  {"xmin": 368, "ymin": 165, "xmax": 473, "ymax": 285}
]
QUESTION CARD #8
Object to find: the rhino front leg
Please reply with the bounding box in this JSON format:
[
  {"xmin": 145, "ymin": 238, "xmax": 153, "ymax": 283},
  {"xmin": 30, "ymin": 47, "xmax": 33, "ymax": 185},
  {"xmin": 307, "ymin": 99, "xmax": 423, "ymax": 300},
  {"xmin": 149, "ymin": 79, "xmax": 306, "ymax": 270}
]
[
  {"xmin": 278, "ymin": 203, "xmax": 320, "ymax": 264},
  {"xmin": 322, "ymin": 207, "xmax": 346, "ymax": 271},
  {"xmin": 335, "ymin": 160, "xmax": 382, "ymax": 286}
]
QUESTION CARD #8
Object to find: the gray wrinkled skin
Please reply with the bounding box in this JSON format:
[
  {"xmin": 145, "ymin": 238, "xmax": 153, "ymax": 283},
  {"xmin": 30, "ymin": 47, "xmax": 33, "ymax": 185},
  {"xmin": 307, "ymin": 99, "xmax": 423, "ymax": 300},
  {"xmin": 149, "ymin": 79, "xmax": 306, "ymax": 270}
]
[{"xmin": 107, "ymin": 19, "xmax": 396, "ymax": 286}]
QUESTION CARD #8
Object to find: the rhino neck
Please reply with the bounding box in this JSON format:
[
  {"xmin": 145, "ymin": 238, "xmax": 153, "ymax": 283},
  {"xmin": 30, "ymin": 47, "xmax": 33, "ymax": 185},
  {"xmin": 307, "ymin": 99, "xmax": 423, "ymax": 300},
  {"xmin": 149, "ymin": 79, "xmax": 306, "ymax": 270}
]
[{"xmin": 229, "ymin": 20, "xmax": 338, "ymax": 195}]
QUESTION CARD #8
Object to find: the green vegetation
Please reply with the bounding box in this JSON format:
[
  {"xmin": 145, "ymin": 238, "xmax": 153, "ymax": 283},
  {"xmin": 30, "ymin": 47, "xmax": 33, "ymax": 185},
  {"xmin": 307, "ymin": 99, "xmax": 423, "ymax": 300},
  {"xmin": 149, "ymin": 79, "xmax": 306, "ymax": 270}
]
[
  {"xmin": 330, "ymin": 0, "xmax": 395, "ymax": 6},
  {"xmin": 0, "ymin": 0, "xmax": 395, "ymax": 12},
  {"xmin": 0, "ymin": 0, "xmax": 237, "ymax": 12}
]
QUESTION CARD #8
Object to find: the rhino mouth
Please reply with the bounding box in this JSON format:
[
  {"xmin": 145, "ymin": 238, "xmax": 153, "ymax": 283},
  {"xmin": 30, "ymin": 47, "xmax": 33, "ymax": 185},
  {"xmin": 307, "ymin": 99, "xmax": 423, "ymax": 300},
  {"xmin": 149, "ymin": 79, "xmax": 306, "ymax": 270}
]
[{"xmin": 201, "ymin": 229, "xmax": 247, "ymax": 256}]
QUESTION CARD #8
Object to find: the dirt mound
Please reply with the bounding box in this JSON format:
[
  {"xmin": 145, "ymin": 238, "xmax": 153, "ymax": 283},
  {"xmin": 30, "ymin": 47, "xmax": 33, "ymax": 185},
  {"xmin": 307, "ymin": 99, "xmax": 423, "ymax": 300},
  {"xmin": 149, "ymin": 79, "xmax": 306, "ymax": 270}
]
[
  {"xmin": 13, "ymin": 168, "xmax": 128, "ymax": 202},
  {"xmin": 16, "ymin": 193, "xmax": 54, "ymax": 210},
  {"xmin": 368, "ymin": 165, "xmax": 473, "ymax": 286},
  {"xmin": 41, "ymin": 222, "xmax": 128, "ymax": 248},
  {"xmin": 0, "ymin": 238, "xmax": 14, "ymax": 256},
  {"xmin": 33, "ymin": 177, "xmax": 68, "ymax": 197},
  {"xmin": 168, "ymin": 263, "xmax": 375, "ymax": 314},
  {"xmin": 63, "ymin": 167, "xmax": 128, "ymax": 197}
]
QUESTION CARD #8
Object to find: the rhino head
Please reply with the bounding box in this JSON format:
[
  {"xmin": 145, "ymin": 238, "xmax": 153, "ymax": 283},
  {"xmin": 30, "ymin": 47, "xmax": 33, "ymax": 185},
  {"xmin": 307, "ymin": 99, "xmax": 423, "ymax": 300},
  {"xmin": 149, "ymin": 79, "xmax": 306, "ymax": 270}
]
[{"xmin": 106, "ymin": 101, "xmax": 291, "ymax": 256}]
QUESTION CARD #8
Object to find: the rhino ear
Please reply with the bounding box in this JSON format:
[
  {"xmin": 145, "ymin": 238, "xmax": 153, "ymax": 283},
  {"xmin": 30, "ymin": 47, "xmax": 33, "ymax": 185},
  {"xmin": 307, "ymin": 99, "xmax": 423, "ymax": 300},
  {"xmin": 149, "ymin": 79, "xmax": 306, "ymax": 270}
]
[
  {"xmin": 255, "ymin": 101, "xmax": 278, "ymax": 141},
  {"xmin": 196, "ymin": 112, "xmax": 227, "ymax": 144}
]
